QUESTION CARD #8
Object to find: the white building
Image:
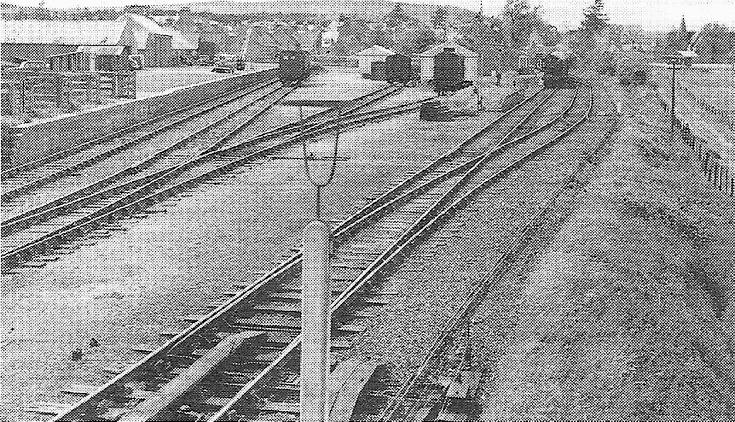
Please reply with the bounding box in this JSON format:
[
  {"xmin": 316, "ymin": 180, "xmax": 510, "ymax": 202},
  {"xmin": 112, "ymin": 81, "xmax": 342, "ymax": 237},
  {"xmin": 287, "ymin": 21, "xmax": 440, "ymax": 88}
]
[
  {"xmin": 321, "ymin": 20, "xmax": 340, "ymax": 49},
  {"xmin": 356, "ymin": 45, "xmax": 395, "ymax": 75},
  {"xmin": 418, "ymin": 42, "xmax": 478, "ymax": 83}
]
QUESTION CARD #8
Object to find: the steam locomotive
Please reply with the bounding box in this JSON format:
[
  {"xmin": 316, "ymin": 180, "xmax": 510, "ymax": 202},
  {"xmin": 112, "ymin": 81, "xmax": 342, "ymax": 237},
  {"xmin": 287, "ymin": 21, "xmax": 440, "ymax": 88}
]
[{"xmin": 279, "ymin": 50, "xmax": 310, "ymax": 86}]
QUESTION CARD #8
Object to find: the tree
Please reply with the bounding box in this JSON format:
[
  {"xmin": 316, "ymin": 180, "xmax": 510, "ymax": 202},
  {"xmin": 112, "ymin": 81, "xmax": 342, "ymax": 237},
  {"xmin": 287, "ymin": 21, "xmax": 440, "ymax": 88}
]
[
  {"xmin": 663, "ymin": 29, "xmax": 686, "ymax": 52},
  {"xmin": 365, "ymin": 27, "xmax": 393, "ymax": 49},
  {"xmin": 385, "ymin": 3, "xmax": 412, "ymax": 28},
  {"xmin": 537, "ymin": 23, "xmax": 561, "ymax": 46},
  {"xmin": 694, "ymin": 23, "xmax": 735, "ymax": 63},
  {"xmin": 394, "ymin": 27, "xmax": 436, "ymax": 55},
  {"xmin": 431, "ymin": 6, "xmax": 448, "ymax": 29},
  {"xmin": 501, "ymin": 0, "xmax": 542, "ymax": 49},
  {"xmin": 332, "ymin": 19, "xmax": 370, "ymax": 55},
  {"xmin": 580, "ymin": 0, "xmax": 609, "ymax": 34},
  {"xmin": 460, "ymin": 14, "xmax": 503, "ymax": 51}
]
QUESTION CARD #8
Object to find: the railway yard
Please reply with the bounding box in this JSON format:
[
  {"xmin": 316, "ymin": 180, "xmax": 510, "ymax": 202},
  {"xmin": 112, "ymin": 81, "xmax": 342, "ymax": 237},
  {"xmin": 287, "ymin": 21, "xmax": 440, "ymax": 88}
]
[{"xmin": 1, "ymin": 63, "xmax": 734, "ymax": 422}]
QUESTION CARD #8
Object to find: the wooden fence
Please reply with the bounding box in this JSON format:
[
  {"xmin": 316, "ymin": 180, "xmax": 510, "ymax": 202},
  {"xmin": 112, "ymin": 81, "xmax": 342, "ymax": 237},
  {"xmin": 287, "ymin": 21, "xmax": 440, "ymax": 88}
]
[
  {"xmin": 654, "ymin": 90, "xmax": 734, "ymax": 197},
  {"xmin": 1, "ymin": 70, "xmax": 135, "ymax": 116}
]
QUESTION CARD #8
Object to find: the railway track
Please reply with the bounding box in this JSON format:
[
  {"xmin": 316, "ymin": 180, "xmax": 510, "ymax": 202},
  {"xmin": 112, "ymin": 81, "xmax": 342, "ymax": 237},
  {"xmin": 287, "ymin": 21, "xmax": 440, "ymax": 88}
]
[
  {"xmin": 373, "ymin": 84, "xmax": 595, "ymax": 421},
  {"xmin": 2, "ymin": 83, "xmax": 293, "ymax": 228},
  {"xmin": 219, "ymin": 86, "xmax": 593, "ymax": 422},
  {"xmin": 43, "ymin": 87, "xmax": 586, "ymax": 422},
  {"xmin": 0, "ymin": 86, "xmax": 412, "ymax": 269},
  {"xmin": 1, "ymin": 77, "xmax": 280, "ymax": 204}
]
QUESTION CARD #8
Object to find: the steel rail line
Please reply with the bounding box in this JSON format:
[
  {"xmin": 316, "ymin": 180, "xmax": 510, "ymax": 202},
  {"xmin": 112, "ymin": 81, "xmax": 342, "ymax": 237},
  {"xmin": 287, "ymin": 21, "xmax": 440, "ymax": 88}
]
[
  {"xmin": 1, "ymin": 77, "xmax": 280, "ymax": 198},
  {"xmin": 378, "ymin": 84, "xmax": 593, "ymax": 420},
  {"xmin": 0, "ymin": 82, "xmax": 293, "ymax": 227},
  {"xmin": 1, "ymin": 87, "xmax": 407, "ymax": 267},
  {"xmin": 2, "ymin": 83, "xmax": 291, "ymax": 229},
  {"xmin": 3, "ymin": 83, "xmax": 397, "ymax": 223},
  {"xmin": 47, "ymin": 86, "xmax": 549, "ymax": 421},
  {"xmin": 48, "ymin": 87, "xmax": 562, "ymax": 422},
  {"xmin": 2, "ymin": 94, "xmax": 423, "ymax": 240},
  {"xmin": 380, "ymin": 87, "xmax": 594, "ymax": 420},
  {"xmin": 207, "ymin": 87, "xmax": 588, "ymax": 421}
]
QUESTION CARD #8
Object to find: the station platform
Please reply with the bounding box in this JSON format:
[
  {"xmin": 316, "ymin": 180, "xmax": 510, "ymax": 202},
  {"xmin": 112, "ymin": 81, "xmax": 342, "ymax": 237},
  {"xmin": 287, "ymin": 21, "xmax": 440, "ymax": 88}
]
[
  {"xmin": 136, "ymin": 64, "xmax": 276, "ymax": 98},
  {"xmin": 288, "ymin": 67, "xmax": 387, "ymax": 105}
]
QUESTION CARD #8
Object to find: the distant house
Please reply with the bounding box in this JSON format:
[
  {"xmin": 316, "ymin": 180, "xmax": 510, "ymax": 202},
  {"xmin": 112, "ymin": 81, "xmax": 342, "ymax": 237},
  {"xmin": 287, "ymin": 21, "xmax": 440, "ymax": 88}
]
[
  {"xmin": 117, "ymin": 14, "xmax": 175, "ymax": 67},
  {"xmin": 1, "ymin": 19, "xmax": 133, "ymax": 66},
  {"xmin": 164, "ymin": 28, "xmax": 198, "ymax": 61},
  {"xmin": 241, "ymin": 24, "xmax": 281, "ymax": 63},
  {"xmin": 321, "ymin": 20, "xmax": 340, "ymax": 51},
  {"xmin": 173, "ymin": 7, "xmax": 202, "ymax": 50},
  {"xmin": 272, "ymin": 25, "xmax": 302, "ymax": 51},
  {"xmin": 356, "ymin": 45, "xmax": 395, "ymax": 75},
  {"xmin": 295, "ymin": 24, "xmax": 322, "ymax": 52},
  {"xmin": 675, "ymin": 50, "xmax": 698, "ymax": 66},
  {"xmin": 418, "ymin": 42, "xmax": 478, "ymax": 83}
]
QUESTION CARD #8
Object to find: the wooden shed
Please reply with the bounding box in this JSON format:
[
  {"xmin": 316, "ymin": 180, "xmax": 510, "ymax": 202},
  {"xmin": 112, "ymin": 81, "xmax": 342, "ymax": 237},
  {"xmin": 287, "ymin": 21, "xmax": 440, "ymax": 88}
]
[
  {"xmin": 418, "ymin": 43, "xmax": 478, "ymax": 83},
  {"xmin": 356, "ymin": 45, "xmax": 394, "ymax": 75}
]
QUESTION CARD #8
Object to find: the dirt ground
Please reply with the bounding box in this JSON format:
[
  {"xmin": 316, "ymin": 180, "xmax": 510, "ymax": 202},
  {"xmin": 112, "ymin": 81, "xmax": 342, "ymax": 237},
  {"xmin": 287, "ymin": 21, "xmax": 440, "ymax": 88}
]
[{"xmin": 476, "ymin": 78, "xmax": 735, "ymax": 420}]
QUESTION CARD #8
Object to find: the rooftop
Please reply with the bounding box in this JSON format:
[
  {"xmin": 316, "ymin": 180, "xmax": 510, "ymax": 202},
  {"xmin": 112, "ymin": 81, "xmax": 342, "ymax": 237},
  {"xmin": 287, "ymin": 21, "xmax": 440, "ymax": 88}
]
[
  {"xmin": 356, "ymin": 45, "xmax": 395, "ymax": 56},
  {"xmin": 418, "ymin": 42, "xmax": 478, "ymax": 58},
  {"xmin": 2, "ymin": 20, "xmax": 128, "ymax": 46}
]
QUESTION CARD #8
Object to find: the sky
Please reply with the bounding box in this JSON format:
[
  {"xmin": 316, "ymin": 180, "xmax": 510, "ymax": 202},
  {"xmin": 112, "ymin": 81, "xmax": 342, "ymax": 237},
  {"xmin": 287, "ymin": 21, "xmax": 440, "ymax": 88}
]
[{"xmin": 7, "ymin": 0, "xmax": 735, "ymax": 31}]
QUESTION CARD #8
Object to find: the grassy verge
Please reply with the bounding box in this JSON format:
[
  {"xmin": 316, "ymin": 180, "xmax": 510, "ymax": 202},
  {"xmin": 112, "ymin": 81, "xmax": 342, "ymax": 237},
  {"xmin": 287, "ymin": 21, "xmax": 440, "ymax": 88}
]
[{"xmin": 482, "ymin": 81, "xmax": 734, "ymax": 420}]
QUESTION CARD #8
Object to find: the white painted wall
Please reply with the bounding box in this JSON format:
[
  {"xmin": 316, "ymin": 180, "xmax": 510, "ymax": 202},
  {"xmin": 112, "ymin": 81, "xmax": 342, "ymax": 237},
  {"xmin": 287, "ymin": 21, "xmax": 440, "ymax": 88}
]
[{"xmin": 358, "ymin": 55, "xmax": 387, "ymax": 75}]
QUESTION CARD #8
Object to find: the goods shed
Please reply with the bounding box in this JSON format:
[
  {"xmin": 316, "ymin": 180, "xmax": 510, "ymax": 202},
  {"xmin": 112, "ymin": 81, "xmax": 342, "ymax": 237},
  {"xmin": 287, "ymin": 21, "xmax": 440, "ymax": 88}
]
[
  {"xmin": 118, "ymin": 13, "xmax": 174, "ymax": 67},
  {"xmin": 418, "ymin": 43, "xmax": 478, "ymax": 84},
  {"xmin": 356, "ymin": 45, "xmax": 395, "ymax": 75},
  {"xmin": 1, "ymin": 20, "xmax": 131, "ymax": 63}
]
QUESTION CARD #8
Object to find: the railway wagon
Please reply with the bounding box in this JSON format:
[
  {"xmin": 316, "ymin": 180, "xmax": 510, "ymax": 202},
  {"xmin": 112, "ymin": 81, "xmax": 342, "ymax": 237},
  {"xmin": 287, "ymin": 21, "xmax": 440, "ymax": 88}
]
[
  {"xmin": 618, "ymin": 65, "xmax": 648, "ymax": 85},
  {"xmin": 615, "ymin": 55, "xmax": 648, "ymax": 85},
  {"xmin": 385, "ymin": 54, "xmax": 413, "ymax": 85},
  {"xmin": 279, "ymin": 50, "xmax": 310, "ymax": 86},
  {"xmin": 434, "ymin": 49, "xmax": 467, "ymax": 95},
  {"xmin": 541, "ymin": 52, "xmax": 575, "ymax": 88}
]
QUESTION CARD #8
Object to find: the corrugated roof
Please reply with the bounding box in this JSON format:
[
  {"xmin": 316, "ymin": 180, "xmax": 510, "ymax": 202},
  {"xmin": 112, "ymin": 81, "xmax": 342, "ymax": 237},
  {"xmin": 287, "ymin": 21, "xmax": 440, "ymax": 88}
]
[
  {"xmin": 2, "ymin": 20, "xmax": 127, "ymax": 45},
  {"xmin": 356, "ymin": 45, "xmax": 395, "ymax": 56},
  {"xmin": 418, "ymin": 43, "xmax": 478, "ymax": 58}
]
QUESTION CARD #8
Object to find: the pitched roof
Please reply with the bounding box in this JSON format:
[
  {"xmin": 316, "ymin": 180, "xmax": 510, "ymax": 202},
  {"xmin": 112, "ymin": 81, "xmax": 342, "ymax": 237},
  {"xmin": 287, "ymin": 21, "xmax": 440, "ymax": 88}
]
[
  {"xmin": 418, "ymin": 43, "xmax": 478, "ymax": 58},
  {"xmin": 677, "ymin": 50, "xmax": 699, "ymax": 58},
  {"xmin": 162, "ymin": 28, "xmax": 198, "ymax": 50},
  {"xmin": 2, "ymin": 20, "xmax": 128, "ymax": 45},
  {"xmin": 119, "ymin": 13, "xmax": 169, "ymax": 35},
  {"xmin": 356, "ymin": 45, "xmax": 395, "ymax": 56}
]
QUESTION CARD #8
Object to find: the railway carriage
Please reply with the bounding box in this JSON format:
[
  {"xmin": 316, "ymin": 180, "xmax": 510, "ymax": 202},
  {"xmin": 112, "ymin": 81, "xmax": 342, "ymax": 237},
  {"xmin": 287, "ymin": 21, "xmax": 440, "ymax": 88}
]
[
  {"xmin": 385, "ymin": 54, "xmax": 413, "ymax": 85},
  {"xmin": 278, "ymin": 50, "xmax": 310, "ymax": 86}
]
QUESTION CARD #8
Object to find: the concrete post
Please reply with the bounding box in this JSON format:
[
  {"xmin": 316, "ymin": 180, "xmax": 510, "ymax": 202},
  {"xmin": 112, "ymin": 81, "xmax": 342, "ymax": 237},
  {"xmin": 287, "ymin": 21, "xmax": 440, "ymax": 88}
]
[{"xmin": 301, "ymin": 220, "xmax": 332, "ymax": 422}]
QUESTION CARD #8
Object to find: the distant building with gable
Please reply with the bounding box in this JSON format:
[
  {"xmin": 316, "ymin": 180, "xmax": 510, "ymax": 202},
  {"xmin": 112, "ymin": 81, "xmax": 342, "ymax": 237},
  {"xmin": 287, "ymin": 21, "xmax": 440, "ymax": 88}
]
[{"xmin": 117, "ymin": 13, "xmax": 174, "ymax": 67}]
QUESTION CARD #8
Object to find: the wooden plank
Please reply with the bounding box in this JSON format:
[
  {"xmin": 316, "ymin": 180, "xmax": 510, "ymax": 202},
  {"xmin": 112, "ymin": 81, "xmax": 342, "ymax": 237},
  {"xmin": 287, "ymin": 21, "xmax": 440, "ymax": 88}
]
[{"xmin": 25, "ymin": 402, "xmax": 71, "ymax": 415}]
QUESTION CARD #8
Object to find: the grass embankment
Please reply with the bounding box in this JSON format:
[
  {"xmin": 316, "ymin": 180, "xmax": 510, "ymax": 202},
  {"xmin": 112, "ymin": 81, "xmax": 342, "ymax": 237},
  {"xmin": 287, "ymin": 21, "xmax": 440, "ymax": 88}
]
[{"xmin": 484, "ymin": 84, "xmax": 735, "ymax": 419}]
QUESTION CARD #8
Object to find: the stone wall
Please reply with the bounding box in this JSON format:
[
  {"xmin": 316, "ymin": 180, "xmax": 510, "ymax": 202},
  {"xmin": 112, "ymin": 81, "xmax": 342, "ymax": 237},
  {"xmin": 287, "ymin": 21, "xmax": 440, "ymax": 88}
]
[{"xmin": 3, "ymin": 68, "xmax": 276, "ymax": 169}]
